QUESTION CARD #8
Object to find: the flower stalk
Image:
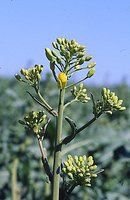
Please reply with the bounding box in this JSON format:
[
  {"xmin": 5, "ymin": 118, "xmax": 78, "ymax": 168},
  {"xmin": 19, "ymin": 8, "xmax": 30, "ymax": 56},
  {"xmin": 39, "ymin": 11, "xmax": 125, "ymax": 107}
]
[{"xmin": 52, "ymin": 88, "xmax": 65, "ymax": 200}]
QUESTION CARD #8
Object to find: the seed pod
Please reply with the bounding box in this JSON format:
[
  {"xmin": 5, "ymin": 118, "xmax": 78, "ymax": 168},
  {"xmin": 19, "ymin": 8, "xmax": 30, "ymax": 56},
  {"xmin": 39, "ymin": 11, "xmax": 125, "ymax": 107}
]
[{"xmin": 87, "ymin": 67, "xmax": 96, "ymax": 78}]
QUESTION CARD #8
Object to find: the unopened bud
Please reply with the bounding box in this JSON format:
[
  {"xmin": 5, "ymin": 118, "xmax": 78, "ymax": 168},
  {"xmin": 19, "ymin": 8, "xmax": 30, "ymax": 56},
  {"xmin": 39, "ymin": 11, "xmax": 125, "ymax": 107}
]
[
  {"xmin": 20, "ymin": 68, "xmax": 26, "ymax": 75},
  {"xmin": 87, "ymin": 67, "xmax": 96, "ymax": 78},
  {"xmin": 85, "ymin": 55, "xmax": 93, "ymax": 61},
  {"xmin": 15, "ymin": 74, "xmax": 22, "ymax": 81},
  {"xmin": 57, "ymin": 38, "xmax": 62, "ymax": 44},
  {"xmin": 45, "ymin": 48, "xmax": 53, "ymax": 61},
  {"xmin": 51, "ymin": 50, "xmax": 59, "ymax": 58},
  {"xmin": 87, "ymin": 62, "xmax": 96, "ymax": 69},
  {"xmin": 78, "ymin": 58, "xmax": 85, "ymax": 65},
  {"xmin": 52, "ymin": 42, "xmax": 58, "ymax": 49}
]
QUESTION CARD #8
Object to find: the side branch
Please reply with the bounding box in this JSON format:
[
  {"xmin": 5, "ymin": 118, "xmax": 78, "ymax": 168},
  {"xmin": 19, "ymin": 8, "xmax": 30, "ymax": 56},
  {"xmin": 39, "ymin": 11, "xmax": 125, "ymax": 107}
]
[
  {"xmin": 38, "ymin": 138, "xmax": 53, "ymax": 182},
  {"xmin": 27, "ymin": 91, "xmax": 58, "ymax": 117},
  {"xmin": 62, "ymin": 112, "xmax": 102, "ymax": 145}
]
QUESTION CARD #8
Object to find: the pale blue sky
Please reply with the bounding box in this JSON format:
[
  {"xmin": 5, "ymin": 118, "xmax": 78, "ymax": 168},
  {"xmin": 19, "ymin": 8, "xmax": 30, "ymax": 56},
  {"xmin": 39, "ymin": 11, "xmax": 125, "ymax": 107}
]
[{"xmin": 0, "ymin": 0, "xmax": 130, "ymax": 85}]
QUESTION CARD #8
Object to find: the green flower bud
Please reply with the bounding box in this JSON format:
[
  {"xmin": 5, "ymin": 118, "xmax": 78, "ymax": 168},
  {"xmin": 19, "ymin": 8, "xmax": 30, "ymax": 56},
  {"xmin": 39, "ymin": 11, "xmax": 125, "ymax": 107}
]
[
  {"xmin": 92, "ymin": 174, "xmax": 97, "ymax": 177},
  {"xmin": 89, "ymin": 165, "xmax": 97, "ymax": 170},
  {"xmin": 18, "ymin": 120, "xmax": 26, "ymax": 125},
  {"xmin": 64, "ymin": 161, "xmax": 69, "ymax": 167},
  {"xmin": 68, "ymin": 155, "xmax": 73, "ymax": 159},
  {"xmin": 87, "ymin": 67, "xmax": 96, "ymax": 78},
  {"xmin": 66, "ymin": 166, "xmax": 72, "ymax": 171},
  {"xmin": 74, "ymin": 155, "xmax": 78, "ymax": 162},
  {"xmin": 33, "ymin": 126, "xmax": 39, "ymax": 133},
  {"xmin": 85, "ymin": 183, "xmax": 91, "ymax": 187},
  {"xmin": 37, "ymin": 74, "xmax": 41, "ymax": 81},
  {"xmin": 79, "ymin": 156, "xmax": 83, "ymax": 162},
  {"xmin": 87, "ymin": 62, "xmax": 96, "ymax": 69},
  {"xmin": 77, "ymin": 52, "xmax": 85, "ymax": 58},
  {"xmin": 51, "ymin": 50, "xmax": 59, "ymax": 58},
  {"xmin": 78, "ymin": 45, "xmax": 86, "ymax": 51},
  {"xmin": 71, "ymin": 39, "xmax": 76, "ymax": 45},
  {"xmin": 85, "ymin": 55, "xmax": 93, "ymax": 61},
  {"xmin": 56, "ymin": 57, "xmax": 62, "ymax": 64},
  {"xmin": 15, "ymin": 74, "xmax": 22, "ymax": 81},
  {"xmin": 62, "ymin": 168, "xmax": 66, "ymax": 173},
  {"xmin": 79, "ymin": 83, "xmax": 83, "ymax": 90},
  {"xmin": 105, "ymin": 111, "xmax": 112, "ymax": 114},
  {"xmin": 79, "ymin": 173, "xmax": 84, "ymax": 177},
  {"xmin": 82, "ymin": 155, "xmax": 87, "ymax": 161},
  {"xmin": 75, "ymin": 65, "xmax": 80, "ymax": 70},
  {"xmin": 45, "ymin": 48, "xmax": 53, "ymax": 61},
  {"xmin": 119, "ymin": 106, "xmax": 126, "ymax": 111},
  {"xmin": 20, "ymin": 68, "xmax": 26, "ymax": 75},
  {"xmin": 78, "ymin": 58, "xmax": 85, "ymax": 65},
  {"xmin": 52, "ymin": 42, "xmax": 58, "ymax": 49},
  {"xmin": 117, "ymin": 100, "xmax": 123, "ymax": 105},
  {"xmin": 68, "ymin": 173, "xmax": 73, "ymax": 179},
  {"xmin": 57, "ymin": 38, "xmax": 62, "ymax": 44},
  {"xmin": 65, "ymin": 38, "xmax": 68, "ymax": 44},
  {"xmin": 65, "ymin": 51, "xmax": 71, "ymax": 60}
]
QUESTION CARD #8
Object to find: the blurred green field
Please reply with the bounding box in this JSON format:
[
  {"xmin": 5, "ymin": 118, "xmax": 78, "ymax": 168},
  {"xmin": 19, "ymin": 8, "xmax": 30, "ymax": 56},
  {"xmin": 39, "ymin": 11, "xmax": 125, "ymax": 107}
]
[{"xmin": 0, "ymin": 75, "xmax": 130, "ymax": 200}]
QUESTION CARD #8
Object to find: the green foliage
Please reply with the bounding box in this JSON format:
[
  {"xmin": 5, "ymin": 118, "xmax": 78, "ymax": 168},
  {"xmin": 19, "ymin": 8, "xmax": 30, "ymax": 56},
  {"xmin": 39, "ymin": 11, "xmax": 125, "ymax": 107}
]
[{"xmin": 0, "ymin": 76, "xmax": 130, "ymax": 199}]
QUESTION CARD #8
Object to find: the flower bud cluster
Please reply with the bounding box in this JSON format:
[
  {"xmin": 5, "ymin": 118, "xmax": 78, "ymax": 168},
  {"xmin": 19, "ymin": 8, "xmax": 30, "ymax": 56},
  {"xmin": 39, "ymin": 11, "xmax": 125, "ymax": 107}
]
[
  {"xmin": 45, "ymin": 38, "xmax": 96, "ymax": 85},
  {"xmin": 19, "ymin": 111, "xmax": 47, "ymax": 137},
  {"xmin": 62, "ymin": 155, "xmax": 98, "ymax": 187},
  {"xmin": 102, "ymin": 88, "xmax": 126, "ymax": 114},
  {"xmin": 71, "ymin": 83, "xmax": 90, "ymax": 103},
  {"xmin": 15, "ymin": 65, "xmax": 43, "ymax": 86}
]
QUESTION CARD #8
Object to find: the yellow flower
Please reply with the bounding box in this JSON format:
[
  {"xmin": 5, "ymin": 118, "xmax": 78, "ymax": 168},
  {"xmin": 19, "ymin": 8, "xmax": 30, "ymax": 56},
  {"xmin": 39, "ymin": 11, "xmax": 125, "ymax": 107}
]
[{"xmin": 58, "ymin": 72, "xmax": 67, "ymax": 89}]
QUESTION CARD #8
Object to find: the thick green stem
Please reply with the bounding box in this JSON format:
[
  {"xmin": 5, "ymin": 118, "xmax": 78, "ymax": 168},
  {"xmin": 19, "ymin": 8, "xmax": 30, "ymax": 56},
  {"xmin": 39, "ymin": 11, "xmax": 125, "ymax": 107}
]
[{"xmin": 52, "ymin": 88, "xmax": 65, "ymax": 200}]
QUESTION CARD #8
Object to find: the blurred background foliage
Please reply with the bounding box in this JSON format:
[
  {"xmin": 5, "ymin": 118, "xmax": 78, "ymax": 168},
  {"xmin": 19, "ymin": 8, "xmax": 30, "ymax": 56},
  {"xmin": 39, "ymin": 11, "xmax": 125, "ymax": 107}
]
[{"xmin": 0, "ymin": 74, "xmax": 130, "ymax": 200}]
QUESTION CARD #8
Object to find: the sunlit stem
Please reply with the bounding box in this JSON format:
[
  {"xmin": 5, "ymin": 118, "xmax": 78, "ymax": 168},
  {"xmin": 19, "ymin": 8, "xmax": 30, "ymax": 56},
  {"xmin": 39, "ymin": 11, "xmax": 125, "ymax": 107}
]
[
  {"xmin": 52, "ymin": 88, "xmax": 65, "ymax": 200},
  {"xmin": 35, "ymin": 87, "xmax": 58, "ymax": 116},
  {"xmin": 63, "ymin": 99, "xmax": 78, "ymax": 109}
]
